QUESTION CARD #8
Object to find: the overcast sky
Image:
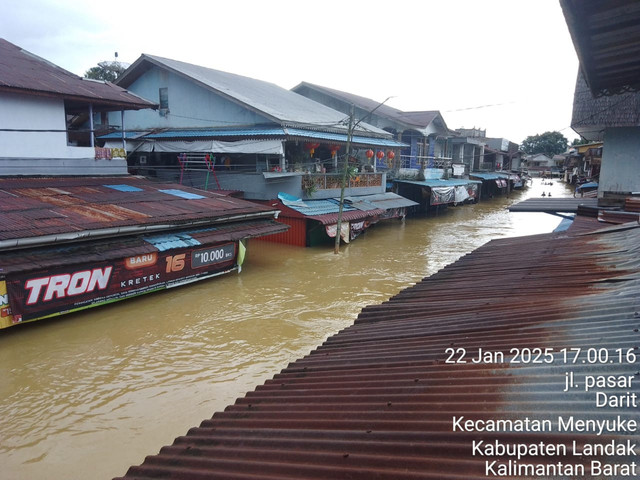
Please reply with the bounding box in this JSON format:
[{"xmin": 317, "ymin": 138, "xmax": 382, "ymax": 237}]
[{"xmin": 1, "ymin": 0, "xmax": 580, "ymax": 144}]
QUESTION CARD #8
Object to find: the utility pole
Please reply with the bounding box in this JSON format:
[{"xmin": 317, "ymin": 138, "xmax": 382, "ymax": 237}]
[
  {"xmin": 334, "ymin": 97, "xmax": 393, "ymax": 254},
  {"xmin": 334, "ymin": 104, "xmax": 355, "ymax": 254}
]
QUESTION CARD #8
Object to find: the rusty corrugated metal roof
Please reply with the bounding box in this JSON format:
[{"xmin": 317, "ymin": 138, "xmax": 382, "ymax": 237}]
[
  {"xmin": 0, "ymin": 39, "xmax": 155, "ymax": 111},
  {"xmin": 0, "ymin": 176, "xmax": 280, "ymax": 250},
  {"xmin": 508, "ymin": 197, "xmax": 599, "ymax": 213},
  {"xmin": 115, "ymin": 219, "xmax": 640, "ymax": 480},
  {"xmin": 0, "ymin": 220, "xmax": 287, "ymax": 276}
]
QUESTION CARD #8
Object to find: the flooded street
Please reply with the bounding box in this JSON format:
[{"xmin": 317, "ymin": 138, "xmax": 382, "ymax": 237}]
[{"xmin": 0, "ymin": 178, "xmax": 574, "ymax": 480}]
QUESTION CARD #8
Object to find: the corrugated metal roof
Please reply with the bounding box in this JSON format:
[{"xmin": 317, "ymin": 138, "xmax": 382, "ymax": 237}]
[
  {"xmin": 101, "ymin": 127, "xmax": 407, "ymax": 148},
  {"xmin": 117, "ymin": 55, "xmax": 388, "ymax": 137},
  {"xmin": 292, "ymin": 82, "xmax": 444, "ymax": 131},
  {"xmin": 0, "ymin": 39, "xmax": 156, "ymax": 111},
  {"xmin": 344, "ymin": 193, "xmax": 418, "ymax": 210},
  {"xmin": 283, "ymin": 198, "xmax": 356, "ymax": 217},
  {"xmin": 561, "ymin": 0, "xmax": 640, "ymax": 96},
  {"xmin": 0, "ymin": 176, "xmax": 280, "ymax": 249},
  {"xmin": 509, "ymin": 197, "xmax": 599, "ymax": 213},
  {"xmin": 273, "ymin": 198, "xmax": 385, "ymax": 226},
  {"xmin": 306, "ymin": 208, "xmax": 386, "ymax": 226},
  {"xmin": 143, "ymin": 127, "xmax": 286, "ymax": 139},
  {"xmin": 116, "ymin": 220, "xmax": 640, "ymax": 480},
  {"xmin": 98, "ymin": 131, "xmax": 151, "ymax": 139},
  {"xmin": 0, "ymin": 220, "xmax": 287, "ymax": 276},
  {"xmin": 284, "ymin": 128, "xmax": 407, "ymax": 148}
]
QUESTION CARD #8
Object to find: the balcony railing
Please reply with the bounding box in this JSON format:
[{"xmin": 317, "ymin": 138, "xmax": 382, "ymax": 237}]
[{"xmin": 301, "ymin": 173, "xmax": 383, "ymax": 191}]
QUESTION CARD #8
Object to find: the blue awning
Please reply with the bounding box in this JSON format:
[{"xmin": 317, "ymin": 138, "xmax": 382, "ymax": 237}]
[{"xmin": 284, "ymin": 127, "xmax": 407, "ymax": 148}]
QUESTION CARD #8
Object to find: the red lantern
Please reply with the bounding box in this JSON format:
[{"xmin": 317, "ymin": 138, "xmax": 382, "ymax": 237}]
[
  {"xmin": 305, "ymin": 142, "xmax": 320, "ymax": 157},
  {"xmin": 365, "ymin": 149, "xmax": 374, "ymax": 159},
  {"xmin": 376, "ymin": 150, "xmax": 385, "ymax": 160},
  {"xmin": 387, "ymin": 150, "xmax": 396, "ymax": 160},
  {"xmin": 329, "ymin": 145, "xmax": 340, "ymax": 156}
]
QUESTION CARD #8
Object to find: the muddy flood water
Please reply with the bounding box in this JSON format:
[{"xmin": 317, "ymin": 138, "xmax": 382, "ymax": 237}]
[{"xmin": 0, "ymin": 178, "xmax": 574, "ymax": 479}]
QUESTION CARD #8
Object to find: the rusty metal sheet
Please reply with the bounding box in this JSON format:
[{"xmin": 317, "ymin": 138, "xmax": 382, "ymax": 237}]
[
  {"xmin": 0, "ymin": 39, "xmax": 155, "ymax": 110},
  {"xmin": 115, "ymin": 220, "xmax": 640, "ymax": 480},
  {"xmin": 0, "ymin": 176, "xmax": 278, "ymax": 247},
  {"xmin": 0, "ymin": 220, "xmax": 287, "ymax": 276}
]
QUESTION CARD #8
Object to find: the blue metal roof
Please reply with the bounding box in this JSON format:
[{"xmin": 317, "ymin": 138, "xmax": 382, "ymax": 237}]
[
  {"xmin": 98, "ymin": 131, "xmax": 149, "ymax": 139},
  {"xmin": 145, "ymin": 127, "xmax": 286, "ymax": 139},
  {"xmin": 285, "ymin": 127, "xmax": 407, "ymax": 147},
  {"xmin": 284, "ymin": 198, "xmax": 356, "ymax": 216},
  {"xmin": 104, "ymin": 184, "xmax": 144, "ymax": 192},
  {"xmin": 395, "ymin": 178, "xmax": 481, "ymax": 188},
  {"xmin": 142, "ymin": 232, "xmax": 202, "ymax": 251},
  {"xmin": 159, "ymin": 189, "xmax": 206, "ymax": 200}
]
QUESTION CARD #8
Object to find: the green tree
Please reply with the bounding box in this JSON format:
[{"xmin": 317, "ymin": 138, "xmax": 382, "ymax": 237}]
[
  {"xmin": 85, "ymin": 61, "xmax": 127, "ymax": 82},
  {"xmin": 521, "ymin": 131, "xmax": 568, "ymax": 157},
  {"xmin": 571, "ymin": 137, "xmax": 589, "ymax": 146}
]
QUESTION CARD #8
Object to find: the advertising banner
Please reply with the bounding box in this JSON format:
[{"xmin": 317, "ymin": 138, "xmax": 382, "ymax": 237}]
[
  {"xmin": 0, "ymin": 281, "xmax": 15, "ymax": 329},
  {"xmin": 4, "ymin": 242, "xmax": 237, "ymax": 325}
]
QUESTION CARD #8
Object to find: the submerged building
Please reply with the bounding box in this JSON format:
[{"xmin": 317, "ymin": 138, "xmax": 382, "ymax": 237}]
[{"xmin": 0, "ymin": 40, "xmax": 286, "ymax": 328}]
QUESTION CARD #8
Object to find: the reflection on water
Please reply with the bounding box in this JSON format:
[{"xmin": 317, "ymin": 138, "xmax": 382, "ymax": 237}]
[{"xmin": 0, "ymin": 179, "xmax": 573, "ymax": 479}]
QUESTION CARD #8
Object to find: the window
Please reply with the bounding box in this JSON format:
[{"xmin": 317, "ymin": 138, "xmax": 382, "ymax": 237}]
[{"xmin": 159, "ymin": 87, "xmax": 169, "ymax": 110}]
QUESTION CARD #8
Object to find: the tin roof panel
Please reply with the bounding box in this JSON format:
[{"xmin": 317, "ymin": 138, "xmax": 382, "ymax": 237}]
[
  {"xmin": 0, "ymin": 176, "xmax": 278, "ymax": 248},
  {"xmin": 0, "ymin": 219, "xmax": 287, "ymax": 276},
  {"xmin": 117, "ymin": 220, "xmax": 640, "ymax": 480}
]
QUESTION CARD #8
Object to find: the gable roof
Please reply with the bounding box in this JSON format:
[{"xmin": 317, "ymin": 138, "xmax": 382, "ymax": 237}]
[
  {"xmin": 571, "ymin": 69, "xmax": 640, "ymax": 141},
  {"xmin": 0, "ymin": 38, "xmax": 156, "ymax": 112},
  {"xmin": 292, "ymin": 81, "xmax": 448, "ymax": 131},
  {"xmin": 117, "ymin": 55, "xmax": 390, "ymax": 137}
]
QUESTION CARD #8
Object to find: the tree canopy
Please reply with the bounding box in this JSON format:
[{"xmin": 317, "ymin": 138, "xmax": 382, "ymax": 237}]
[
  {"xmin": 84, "ymin": 61, "xmax": 127, "ymax": 82},
  {"xmin": 571, "ymin": 137, "xmax": 590, "ymax": 146},
  {"xmin": 521, "ymin": 131, "xmax": 568, "ymax": 157}
]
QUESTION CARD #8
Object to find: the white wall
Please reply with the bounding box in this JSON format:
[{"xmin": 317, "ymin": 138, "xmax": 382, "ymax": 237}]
[{"xmin": 0, "ymin": 92, "xmax": 127, "ymax": 175}]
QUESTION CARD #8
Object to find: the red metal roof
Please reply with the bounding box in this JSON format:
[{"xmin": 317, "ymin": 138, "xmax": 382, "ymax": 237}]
[
  {"xmin": 0, "ymin": 38, "xmax": 155, "ymax": 111},
  {"xmin": 115, "ymin": 219, "xmax": 640, "ymax": 479},
  {"xmin": 0, "ymin": 176, "xmax": 280, "ymax": 249}
]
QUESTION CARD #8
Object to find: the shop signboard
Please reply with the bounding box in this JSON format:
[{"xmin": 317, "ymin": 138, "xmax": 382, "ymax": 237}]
[{"xmin": 3, "ymin": 241, "xmax": 238, "ymax": 327}]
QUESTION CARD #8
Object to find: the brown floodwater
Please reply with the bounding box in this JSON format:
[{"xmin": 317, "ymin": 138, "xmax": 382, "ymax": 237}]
[{"xmin": 0, "ymin": 178, "xmax": 574, "ymax": 479}]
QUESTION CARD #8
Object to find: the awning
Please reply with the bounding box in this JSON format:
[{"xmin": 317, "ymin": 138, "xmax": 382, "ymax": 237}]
[
  {"xmin": 343, "ymin": 192, "xmax": 418, "ymax": 210},
  {"xmin": 284, "ymin": 127, "xmax": 407, "ymax": 148},
  {"xmin": 101, "ymin": 126, "xmax": 407, "ymax": 149},
  {"xmin": 106, "ymin": 139, "xmax": 284, "ymax": 155},
  {"xmin": 275, "ymin": 193, "xmax": 385, "ymax": 225}
]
